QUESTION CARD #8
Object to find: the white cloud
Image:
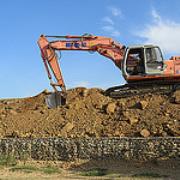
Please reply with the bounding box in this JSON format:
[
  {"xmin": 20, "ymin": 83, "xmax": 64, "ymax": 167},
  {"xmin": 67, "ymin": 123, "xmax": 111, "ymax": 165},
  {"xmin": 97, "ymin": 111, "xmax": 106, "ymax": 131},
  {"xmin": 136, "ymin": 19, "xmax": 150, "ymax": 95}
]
[
  {"xmin": 111, "ymin": 30, "xmax": 121, "ymax": 37},
  {"xmin": 101, "ymin": 6, "xmax": 122, "ymax": 37},
  {"xmin": 108, "ymin": 6, "xmax": 122, "ymax": 17},
  {"xmin": 137, "ymin": 9, "xmax": 180, "ymax": 54},
  {"xmin": 151, "ymin": 9, "xmax": 161, "ymax": 22},
  {"xmin": 102, "ymin": 25, "xmax": 114, "ymax": 31},
  {"xmin": 73, "ymin": 81, "xmax": 90, "ymax": 87},
  {"xmin": 102, "ymin": 25, "xmax": 120, "ymax": 37},
  {"xmin": 102, "ymin": 16, "xmax": 114, "ymax": 25}
]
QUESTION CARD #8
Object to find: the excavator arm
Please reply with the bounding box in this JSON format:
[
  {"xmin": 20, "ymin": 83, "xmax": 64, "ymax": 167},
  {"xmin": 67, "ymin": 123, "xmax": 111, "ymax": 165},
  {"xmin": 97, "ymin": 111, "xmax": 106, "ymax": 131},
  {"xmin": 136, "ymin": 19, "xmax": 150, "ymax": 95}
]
[{"xmin": 37, "ymin": 34, "xmax": 125, "ymax": 93}]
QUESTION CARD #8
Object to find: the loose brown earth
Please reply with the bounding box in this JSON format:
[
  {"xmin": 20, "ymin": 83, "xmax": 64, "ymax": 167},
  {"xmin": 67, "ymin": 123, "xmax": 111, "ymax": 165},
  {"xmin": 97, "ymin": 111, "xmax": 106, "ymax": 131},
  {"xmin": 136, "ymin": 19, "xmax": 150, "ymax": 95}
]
[{"xmin": 0, "ymin": 88, "xmax": 179, "ymax": 138}]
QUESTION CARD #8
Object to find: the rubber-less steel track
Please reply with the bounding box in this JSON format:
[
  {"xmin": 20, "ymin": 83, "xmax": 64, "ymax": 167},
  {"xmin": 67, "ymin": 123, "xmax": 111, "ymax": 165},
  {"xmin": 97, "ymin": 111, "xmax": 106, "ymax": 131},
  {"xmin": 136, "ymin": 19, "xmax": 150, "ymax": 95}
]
[{"xmin": 105, "ymin": 81, "xmax": 180, "ymax": 98}]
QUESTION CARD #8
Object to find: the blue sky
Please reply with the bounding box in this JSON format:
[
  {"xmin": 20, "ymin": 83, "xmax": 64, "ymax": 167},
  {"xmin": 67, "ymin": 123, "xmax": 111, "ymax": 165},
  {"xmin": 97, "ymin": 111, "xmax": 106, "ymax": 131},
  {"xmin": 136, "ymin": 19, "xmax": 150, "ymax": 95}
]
[{"xmin": 1, "ymin": 0, "xmax": 180, "ymax": 98}]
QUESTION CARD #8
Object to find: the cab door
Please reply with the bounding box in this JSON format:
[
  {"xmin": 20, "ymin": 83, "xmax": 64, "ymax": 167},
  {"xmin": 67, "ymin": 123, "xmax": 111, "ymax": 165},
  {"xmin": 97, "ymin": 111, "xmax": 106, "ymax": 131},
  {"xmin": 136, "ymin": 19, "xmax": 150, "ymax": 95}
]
[{"xmin": 145, "ymin": 47, "xmax": 164, "ymax": 75}]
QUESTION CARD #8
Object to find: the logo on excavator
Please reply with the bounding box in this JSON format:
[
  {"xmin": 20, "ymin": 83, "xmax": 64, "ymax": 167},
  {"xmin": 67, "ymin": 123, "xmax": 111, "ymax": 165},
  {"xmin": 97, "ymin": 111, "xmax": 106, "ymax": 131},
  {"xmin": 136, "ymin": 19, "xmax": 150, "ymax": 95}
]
[{"xmin": 66, "ymin": 42, "xmax": 87, "ymax": 48}]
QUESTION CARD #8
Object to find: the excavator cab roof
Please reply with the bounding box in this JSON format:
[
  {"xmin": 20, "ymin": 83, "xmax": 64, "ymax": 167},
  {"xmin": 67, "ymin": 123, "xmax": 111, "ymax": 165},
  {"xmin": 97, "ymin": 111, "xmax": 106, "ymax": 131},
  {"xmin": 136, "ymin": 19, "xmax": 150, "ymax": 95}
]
[{"xmin": 127, "ymin": 44, "xmax": 159, "ymax": 49}]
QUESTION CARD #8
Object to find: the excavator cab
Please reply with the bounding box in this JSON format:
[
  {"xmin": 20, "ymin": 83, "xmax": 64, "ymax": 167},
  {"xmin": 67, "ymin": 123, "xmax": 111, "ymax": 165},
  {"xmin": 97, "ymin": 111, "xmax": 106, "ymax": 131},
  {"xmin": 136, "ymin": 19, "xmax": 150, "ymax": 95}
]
[{"xmin": 124, "ymin": 45, "xmax": 164, "ymax": 78}]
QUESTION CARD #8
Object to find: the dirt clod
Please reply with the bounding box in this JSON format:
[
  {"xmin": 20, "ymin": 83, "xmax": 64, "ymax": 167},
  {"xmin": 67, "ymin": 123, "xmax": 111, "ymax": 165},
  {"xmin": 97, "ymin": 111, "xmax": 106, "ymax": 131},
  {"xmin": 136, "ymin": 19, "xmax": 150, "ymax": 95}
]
[
  {"xmin": 129, "ymin": 116, "xmax": 139, "ymax": 125},
  {"xmin": 140, "ymin": 129, "xmax": 151, "ymax": 138},
  {"xmin": 61, "ymin": 122, "xmax": 74, "ymax": 134},
  {"xmin": 173, "ymin": 90, "xmax": 180, "ymax": 104},
  {"xmin": 106, "ymin": 102, "xmax": 116, "ymax": 114}
]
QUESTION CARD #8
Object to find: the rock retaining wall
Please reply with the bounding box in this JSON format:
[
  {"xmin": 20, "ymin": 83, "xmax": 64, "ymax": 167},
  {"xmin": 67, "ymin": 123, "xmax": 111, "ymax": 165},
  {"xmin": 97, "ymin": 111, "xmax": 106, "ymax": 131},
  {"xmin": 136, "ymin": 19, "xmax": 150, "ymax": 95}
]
[{"xmin": 0, "ymin": 137, "xmax": 179, "ymax": 161}]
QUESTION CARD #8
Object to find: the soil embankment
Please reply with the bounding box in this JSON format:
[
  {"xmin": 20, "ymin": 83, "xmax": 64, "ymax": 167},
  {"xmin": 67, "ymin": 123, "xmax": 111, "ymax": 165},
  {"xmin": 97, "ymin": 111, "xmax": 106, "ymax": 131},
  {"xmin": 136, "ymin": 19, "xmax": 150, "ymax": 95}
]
[{"xmin": 0, "ymin": 88, "xmax": 179, "ymax": 138}]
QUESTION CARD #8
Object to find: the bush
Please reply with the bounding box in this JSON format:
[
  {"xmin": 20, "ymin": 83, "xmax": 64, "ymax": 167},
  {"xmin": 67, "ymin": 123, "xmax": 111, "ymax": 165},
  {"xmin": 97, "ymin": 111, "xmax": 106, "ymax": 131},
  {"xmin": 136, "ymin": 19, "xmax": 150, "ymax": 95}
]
[
  {"xmin": 0, "ymin": 155, "xmax": 17, "ymax": 166},
  {"xmin": 80, "ymin": 168, "xmax": 108, "ymax": 176}
]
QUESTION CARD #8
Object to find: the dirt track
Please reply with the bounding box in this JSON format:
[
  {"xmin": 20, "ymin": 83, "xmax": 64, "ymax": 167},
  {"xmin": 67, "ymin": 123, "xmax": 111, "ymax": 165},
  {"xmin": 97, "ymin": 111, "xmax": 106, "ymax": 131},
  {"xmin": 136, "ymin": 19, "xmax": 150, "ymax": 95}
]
[{"xmin": 0, "ymin": 88, "xmax": 179, "ymax": 138}]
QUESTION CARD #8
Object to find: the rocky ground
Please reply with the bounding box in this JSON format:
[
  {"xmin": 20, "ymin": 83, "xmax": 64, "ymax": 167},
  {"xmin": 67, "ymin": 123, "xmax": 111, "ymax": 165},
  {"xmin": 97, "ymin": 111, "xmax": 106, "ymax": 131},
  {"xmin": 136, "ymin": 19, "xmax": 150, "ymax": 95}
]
[{"xmin": 0, "ymin": 88, "xmax": 179, "ymax": 138}]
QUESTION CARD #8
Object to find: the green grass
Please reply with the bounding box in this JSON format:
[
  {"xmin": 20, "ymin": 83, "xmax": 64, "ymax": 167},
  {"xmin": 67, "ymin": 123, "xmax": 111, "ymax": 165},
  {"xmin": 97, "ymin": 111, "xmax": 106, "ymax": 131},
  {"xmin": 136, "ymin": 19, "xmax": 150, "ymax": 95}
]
[
  {"xmin": 0, "ymin": 155, "xmax": 17, "ymax": 167},
  {"xmin": 10, "ymin": 164, "xmax": 61, "ymax": 174},
  {"xmin": 132, "ymin": 172, "xmax": 169, "ymax": 178},
  {"xmin": 0, "ymin": 154, "xmax": 61, "ymax": 175},
  {"xmin": 40, "ymin": 165, "xmax": 61, "ymax": 174},
  {"xmin": 80, "ymin": 168, "xmax": 108, "ymax": 176},
  {"xmin": 10, "ymin": 165, "xmax": 38, "ymax": 173},
  {"xmin": 19, "ymin": 151, "xmax": 29, "ymax": 165}
]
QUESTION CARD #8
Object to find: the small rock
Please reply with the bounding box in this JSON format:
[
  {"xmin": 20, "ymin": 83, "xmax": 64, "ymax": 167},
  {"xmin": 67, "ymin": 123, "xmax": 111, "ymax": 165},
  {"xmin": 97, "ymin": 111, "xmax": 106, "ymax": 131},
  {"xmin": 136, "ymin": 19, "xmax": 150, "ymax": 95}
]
[
  {"xmin": 137, "ymin": 100, "xmax": 148, "ymax": 110},
  {"xmin": 23, "ymin": 133, "xmax": 31, "ymax": 138},
  {"xmin": 114, "ymin": 129, "xmax": 121, "ymax": 136},
  {"xmin": 60, "ymin": 131, "xmax": 68, "ymax": 138},
  {"xmin": 164, "ymin": 113, "xmax": 170, "ymax": 116},
  {"xmin": 61, "ymin": 122, "xmax": 74, "ymax": 133},
  {"xmin": 0, "ymin": 114, "xmax": 6, "ymax": 119},
  {"xmin": 9, "ymin": 109, "xmax": 18, "ymax": 115},
  {"xmin": 42, "ymin": 89, "xmax": 49, "ymax": 94},
  {"xmin": 106, "ymin": 102, "xmax": 116, "ymax": 114},
  {"xmin": 173, "ymin": 90, "xmax": 180, "ymax": 104},
  {"xmin": 140, "ymin": 129, "xmax": 150, "ymax": 137},
  {"xmin": 129, "ymin": 116, "xmax": 139, "ymax": 125},
  {"xmin": 114, "ymin": 130, "xmax": 125, "ymax": 137},
  {"xmin": 82, "ymin": 89, "xmax": 89, "ymax": 97}
]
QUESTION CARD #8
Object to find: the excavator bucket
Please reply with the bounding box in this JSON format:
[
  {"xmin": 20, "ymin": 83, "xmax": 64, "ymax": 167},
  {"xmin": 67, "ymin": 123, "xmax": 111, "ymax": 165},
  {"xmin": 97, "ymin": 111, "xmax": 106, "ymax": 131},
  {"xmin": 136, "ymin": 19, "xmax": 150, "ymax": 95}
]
[{"xmin": 45, "ymin": 91, "xmax": 66, "ymax": 108}]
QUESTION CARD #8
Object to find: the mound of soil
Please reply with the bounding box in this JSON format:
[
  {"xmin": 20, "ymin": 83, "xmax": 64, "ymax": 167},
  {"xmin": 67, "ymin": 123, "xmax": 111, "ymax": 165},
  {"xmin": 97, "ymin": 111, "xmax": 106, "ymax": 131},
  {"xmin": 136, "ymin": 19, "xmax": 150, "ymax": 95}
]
[{"xmin": 0, "ymin": 88, "xmax": 179, "ymax": 138}]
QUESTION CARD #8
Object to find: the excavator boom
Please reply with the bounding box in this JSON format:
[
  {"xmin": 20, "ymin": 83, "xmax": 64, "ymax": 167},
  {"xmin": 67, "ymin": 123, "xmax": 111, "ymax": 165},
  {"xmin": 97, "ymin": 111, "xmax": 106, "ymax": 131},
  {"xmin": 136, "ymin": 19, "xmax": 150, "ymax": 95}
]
[{"xmin": 38, "ymin": 34, "xmax": 125, "ymax": 92}]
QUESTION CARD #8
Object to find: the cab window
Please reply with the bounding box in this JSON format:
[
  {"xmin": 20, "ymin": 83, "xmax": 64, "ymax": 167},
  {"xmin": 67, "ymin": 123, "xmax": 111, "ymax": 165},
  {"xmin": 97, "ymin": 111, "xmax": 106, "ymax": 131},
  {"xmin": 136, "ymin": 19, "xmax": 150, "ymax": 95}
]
[
  {"xmin": 145, "ymin": 47, "xmax": 163, "ymax": 73},
  {"xmin": 126, "ymin": 48, "xmax": 145, "ymax": 75}
]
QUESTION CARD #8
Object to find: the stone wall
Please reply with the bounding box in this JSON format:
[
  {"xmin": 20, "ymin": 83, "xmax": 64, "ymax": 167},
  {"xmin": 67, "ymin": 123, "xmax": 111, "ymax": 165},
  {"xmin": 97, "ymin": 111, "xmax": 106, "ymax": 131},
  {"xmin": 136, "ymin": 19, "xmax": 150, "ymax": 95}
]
[{"xmin": 0, "ymin": 137, "xmax": 179, "ymax": 161}]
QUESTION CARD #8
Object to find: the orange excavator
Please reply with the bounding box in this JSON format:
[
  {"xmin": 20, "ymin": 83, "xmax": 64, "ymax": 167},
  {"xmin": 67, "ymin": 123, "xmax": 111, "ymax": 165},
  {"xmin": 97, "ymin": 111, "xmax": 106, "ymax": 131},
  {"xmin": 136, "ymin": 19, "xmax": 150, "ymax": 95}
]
[{"xmin": 38, "ymin": 34, "xmax": 180, "ymax": 108}]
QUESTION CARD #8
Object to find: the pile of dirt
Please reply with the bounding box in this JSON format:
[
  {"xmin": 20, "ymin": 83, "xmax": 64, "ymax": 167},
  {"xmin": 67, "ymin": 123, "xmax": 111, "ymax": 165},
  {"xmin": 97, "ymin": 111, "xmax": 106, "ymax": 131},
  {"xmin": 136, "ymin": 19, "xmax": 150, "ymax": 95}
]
[{"xmin": 0, "ymin": 88, "xmax": 179, "ymax": 138}]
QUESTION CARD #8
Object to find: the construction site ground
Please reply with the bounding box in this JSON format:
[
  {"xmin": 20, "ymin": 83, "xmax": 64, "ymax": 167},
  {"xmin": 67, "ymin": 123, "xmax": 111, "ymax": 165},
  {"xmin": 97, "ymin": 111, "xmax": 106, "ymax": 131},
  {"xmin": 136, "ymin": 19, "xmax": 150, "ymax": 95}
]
[
  {"xmin": 0, "ymin": 159, "xmax": 179, "ymax": 180},
  {"xmin": 0, "ymin": 88, "xmax": 179, "ymax": 138},
  {"xmin": 0, "ymin": 88, "xmax": 179, "ymax": 179}
]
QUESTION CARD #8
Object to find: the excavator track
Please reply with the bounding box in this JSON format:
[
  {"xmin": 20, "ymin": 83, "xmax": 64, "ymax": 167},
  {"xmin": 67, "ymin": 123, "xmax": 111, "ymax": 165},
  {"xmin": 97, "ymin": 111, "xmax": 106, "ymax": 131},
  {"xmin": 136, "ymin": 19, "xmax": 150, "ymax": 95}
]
[{"xmin": 105, "ymin": 81, "xmax": 180, "ymax": 98}]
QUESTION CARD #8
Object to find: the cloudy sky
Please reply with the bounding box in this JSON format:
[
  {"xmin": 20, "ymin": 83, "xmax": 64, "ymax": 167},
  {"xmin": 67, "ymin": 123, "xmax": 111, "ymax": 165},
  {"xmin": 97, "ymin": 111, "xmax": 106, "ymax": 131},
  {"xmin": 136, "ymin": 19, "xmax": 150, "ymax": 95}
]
[{"xmin": 0, "ymin": 0, "xmax": 180, "ymax": 98}]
